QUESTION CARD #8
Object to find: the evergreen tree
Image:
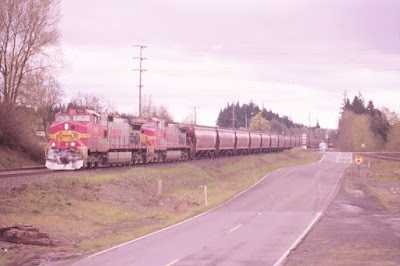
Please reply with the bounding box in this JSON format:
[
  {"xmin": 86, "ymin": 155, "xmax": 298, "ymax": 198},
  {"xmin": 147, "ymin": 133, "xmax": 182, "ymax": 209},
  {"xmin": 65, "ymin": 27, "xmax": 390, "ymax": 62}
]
[
  {"xmin": 350, "ymin": 93, "xmax": 366, "ymax": 114},
  {"xmin": 367, "ymin": 100, "xmax": 375, "ymax": 116}
]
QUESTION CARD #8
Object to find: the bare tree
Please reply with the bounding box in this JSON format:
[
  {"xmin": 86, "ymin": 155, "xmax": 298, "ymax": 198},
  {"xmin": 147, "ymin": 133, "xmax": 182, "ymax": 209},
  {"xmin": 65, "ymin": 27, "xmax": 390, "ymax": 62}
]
[
  {"xmin": 0, "ymin": 0, "xmax": 61, "ymax": 105},
  {"xmin": 141, "ymin": 94, "xmax": 156, "ymax": 118},
  {"xmin": 337, "ymin": 110, "xmax": 383, "ymax": 151},
  {"xmin": 69, "ymin": 92, "xmax": 113, "ymax": 113},
  {"xmin": 182, "ymin": 111, "xmax": 194, "ymax": 124},
  {"xmin": 381, "ymin": 107, "xmax": 399, "ymax": 126},
  {"xmin": 386, "ymin": 122, "xmax": 400, "ymax": 151},
  {"xmin": 19, "ymin": 70, "xmax": 63, "ymax": 134},
  {"xmin": 141, "ymin": 94, "xmax": 173, "ymax": 120}
]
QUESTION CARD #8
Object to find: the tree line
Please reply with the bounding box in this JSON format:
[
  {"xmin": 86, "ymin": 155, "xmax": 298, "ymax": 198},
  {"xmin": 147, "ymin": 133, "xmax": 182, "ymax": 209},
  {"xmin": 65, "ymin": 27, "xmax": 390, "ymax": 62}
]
[
  {"xmin": 337, "ymin": 92, "xmax": 399, "ymax": 151},
  {"xmin": 216, "ymin": 101, "xmax": 307, "ymax": 135}
]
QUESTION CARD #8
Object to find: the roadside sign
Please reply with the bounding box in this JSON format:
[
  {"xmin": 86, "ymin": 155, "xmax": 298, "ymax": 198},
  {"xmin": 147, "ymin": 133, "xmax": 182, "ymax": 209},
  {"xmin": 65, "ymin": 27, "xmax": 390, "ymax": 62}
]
[
  {"xmin": 361, "ymin": 143, "xmax": 366, "ymax": 149},
  {"xmin": 36, "ymin": 131, "xmax": 45, "ymax": 137},
  {"xmin": 355, "ymin": 156, "xmax": 363, "ymax": 165}
]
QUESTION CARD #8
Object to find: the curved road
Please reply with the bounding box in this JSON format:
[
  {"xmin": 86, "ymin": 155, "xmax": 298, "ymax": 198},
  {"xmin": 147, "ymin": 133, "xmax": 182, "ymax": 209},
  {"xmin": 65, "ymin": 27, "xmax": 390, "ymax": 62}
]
[{"xmin": 72, "ymin": 152, "xmax": 352, "ymax": 266}]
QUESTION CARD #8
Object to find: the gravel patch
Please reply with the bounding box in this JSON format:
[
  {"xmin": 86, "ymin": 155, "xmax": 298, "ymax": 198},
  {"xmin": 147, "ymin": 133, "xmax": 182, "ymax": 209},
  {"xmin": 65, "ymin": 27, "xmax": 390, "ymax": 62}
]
[{"xmin": 286, "ymin": 163, "xmax": 400, "ymax": 265}]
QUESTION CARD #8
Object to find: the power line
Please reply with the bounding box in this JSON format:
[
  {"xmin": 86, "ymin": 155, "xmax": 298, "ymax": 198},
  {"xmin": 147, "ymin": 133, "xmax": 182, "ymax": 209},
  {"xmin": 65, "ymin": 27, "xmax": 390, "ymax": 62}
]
[{"xmin": 132, "ymin": 45, "xmax": 147, "ymax": 117}]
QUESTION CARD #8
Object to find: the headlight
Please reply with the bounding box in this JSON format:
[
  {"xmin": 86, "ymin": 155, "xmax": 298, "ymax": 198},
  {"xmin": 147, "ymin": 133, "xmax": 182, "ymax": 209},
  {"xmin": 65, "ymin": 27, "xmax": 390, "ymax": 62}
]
[
  {"xmin": 71, "ymin": 142, "xmax": 75, "ymax": 147},
  {"xmin": 64, "ymin": 123, "xmax": 69, "ymax": 130},
  {"xmin": 51, "ymin": 143, "xmax": 56, "ymax": 147}
]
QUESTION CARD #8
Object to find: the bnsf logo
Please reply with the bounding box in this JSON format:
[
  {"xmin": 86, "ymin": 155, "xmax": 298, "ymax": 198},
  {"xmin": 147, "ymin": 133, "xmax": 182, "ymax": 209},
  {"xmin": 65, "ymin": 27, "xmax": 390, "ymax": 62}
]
[{"xmin": 140, "ymin": 134, "xmax": 156, "ymax": 142}]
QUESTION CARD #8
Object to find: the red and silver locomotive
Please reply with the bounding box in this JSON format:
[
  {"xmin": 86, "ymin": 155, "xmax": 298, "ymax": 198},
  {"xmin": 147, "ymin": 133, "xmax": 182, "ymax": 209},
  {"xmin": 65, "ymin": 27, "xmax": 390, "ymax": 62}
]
[{"xmin": 45, "ymin": 109, "xmax": 143, "ymax": 170}]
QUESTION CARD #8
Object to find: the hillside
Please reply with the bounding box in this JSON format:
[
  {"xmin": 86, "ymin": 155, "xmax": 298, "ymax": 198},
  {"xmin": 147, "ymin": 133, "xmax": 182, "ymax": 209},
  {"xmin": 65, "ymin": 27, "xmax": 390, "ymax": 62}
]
[{"xmin": 0, "ymin": 147, "xmax": 41, "ymax": 169}]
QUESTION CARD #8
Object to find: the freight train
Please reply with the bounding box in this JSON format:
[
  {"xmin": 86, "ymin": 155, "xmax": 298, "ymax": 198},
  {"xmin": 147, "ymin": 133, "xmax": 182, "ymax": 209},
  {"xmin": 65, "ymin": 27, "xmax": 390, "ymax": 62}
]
[{"xmin": 45, "ymin": 109, "xmax": 320, "ymax": 170}]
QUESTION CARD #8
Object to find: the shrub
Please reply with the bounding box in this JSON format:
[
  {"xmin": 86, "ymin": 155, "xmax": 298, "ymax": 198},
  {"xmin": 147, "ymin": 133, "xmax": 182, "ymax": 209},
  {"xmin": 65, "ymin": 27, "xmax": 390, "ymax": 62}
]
[{"xmin": 0, "ymin": 103, "xmax": 44, "ymax": 162}]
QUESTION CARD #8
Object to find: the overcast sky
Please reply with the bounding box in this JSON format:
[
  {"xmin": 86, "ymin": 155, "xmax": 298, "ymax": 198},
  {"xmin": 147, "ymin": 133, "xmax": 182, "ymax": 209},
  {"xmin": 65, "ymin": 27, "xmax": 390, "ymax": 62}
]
[{"xmin": 59, "ymin": 0, "xmax": 400, "ymax": 129}]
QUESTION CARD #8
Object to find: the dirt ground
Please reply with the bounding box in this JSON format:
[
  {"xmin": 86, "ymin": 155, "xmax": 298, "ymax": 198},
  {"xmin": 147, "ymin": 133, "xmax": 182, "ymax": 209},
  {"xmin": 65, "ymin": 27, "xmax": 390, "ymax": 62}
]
[{"xmin": 286, "ymin": 157, "xmax": 400, "ymax": 265}]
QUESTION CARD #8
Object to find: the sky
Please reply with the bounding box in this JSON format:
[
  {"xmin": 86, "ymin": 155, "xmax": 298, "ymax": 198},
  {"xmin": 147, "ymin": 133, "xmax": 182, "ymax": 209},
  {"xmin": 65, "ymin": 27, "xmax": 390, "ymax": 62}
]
[{"xmin": 59, "ymin": 0, "xmax": 400, "ymax": 129}]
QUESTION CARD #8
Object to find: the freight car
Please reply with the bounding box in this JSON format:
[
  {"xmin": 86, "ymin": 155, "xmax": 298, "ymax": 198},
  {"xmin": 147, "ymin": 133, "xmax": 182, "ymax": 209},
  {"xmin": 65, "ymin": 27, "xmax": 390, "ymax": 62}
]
[{"xmin": 45, "ymin": 109, "xmax": 315, "ymax": 170}]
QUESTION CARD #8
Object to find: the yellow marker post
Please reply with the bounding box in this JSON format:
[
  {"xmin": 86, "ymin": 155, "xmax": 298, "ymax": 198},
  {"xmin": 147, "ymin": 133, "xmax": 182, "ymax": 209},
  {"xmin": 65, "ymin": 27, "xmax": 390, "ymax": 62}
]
[{"xmin": 355, "ymin": 156, "xmax": 363, "ymax": 176}]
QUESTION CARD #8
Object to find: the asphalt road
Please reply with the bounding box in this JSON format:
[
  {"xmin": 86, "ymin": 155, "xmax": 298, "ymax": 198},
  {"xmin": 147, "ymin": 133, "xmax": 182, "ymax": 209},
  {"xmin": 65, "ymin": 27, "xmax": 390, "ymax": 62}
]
[{"xmin": 72, "ymin": 152, "xmax": 352, "ymax": 266}]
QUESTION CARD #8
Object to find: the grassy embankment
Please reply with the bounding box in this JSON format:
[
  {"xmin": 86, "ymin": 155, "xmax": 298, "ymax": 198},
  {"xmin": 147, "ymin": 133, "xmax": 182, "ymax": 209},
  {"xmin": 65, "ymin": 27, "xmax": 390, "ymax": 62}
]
[
  {"xmin": 0, "ymin": 147, "xmax": 41, "ymax": 169},
  {"xmin": 0, "ymin": 148, "xmax": 319, "ymax": 265},
  {"xmin": 346, "ymin": 156, "xmax": 400, "ymax": 213}
]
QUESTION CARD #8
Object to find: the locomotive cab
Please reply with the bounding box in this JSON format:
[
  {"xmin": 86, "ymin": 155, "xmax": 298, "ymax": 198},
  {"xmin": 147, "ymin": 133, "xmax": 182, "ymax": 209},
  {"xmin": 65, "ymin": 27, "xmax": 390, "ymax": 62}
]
[
  {"xmin": 140, "ymin": 119, "xmax": 167, "ymax": 162},
  {"xmin": 140, "ymin": 118, "xmax": 188, "ymax": 162},
  {"xmin": 45, "ymin": 109, "xmax": 102, "ymax": 170}
]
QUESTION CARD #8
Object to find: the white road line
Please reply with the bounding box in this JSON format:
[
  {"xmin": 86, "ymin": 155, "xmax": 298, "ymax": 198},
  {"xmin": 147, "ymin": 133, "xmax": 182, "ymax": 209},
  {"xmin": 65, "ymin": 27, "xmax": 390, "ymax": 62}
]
[
  {"xmin": 273, "ymin": 160, "xmax": 350, "ymax": 266},
  {"xmin": 273, "ymin": 212, "xmax": 322, "ymax": 266},
  {"xmin": 326, "ymin": 167, "xmax": 347, "ymax": 205}
]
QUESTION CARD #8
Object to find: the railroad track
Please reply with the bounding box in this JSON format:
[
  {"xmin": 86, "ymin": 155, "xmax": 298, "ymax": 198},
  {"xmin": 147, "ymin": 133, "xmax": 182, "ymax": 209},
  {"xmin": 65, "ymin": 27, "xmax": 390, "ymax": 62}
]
[
  {"xmin": 0, "ymin": 166, "xmax": 53, "ymax": 179},
  {"xmin": 356, "ymin": 152, "xmax": 400, "ymax": 162}
]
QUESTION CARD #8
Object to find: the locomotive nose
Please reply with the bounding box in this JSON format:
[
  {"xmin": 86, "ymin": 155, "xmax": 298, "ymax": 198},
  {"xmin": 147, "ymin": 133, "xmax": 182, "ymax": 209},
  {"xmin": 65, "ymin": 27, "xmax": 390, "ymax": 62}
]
[{"xmin": 60, "ymin": 157, "xmax": 70, "ymax": 164}]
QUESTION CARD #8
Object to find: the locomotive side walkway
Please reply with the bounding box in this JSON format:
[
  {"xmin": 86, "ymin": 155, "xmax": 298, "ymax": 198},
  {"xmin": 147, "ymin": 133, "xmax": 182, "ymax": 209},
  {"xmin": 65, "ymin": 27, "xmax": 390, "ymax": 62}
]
[{"xmin": 72, "ymin": 152, "xmax": 351, "ymax": 265}]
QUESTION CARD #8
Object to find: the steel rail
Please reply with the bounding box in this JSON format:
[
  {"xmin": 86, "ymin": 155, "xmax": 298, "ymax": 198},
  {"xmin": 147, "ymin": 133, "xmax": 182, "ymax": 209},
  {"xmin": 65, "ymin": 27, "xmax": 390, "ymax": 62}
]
[{"xmin": 0, "ymin": 169, "xmax": 53, "ymax": 179}]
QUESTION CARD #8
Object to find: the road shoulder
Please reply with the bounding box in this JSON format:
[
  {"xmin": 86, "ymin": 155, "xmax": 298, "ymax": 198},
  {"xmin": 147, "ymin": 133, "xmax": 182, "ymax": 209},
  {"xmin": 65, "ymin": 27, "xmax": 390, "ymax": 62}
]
[{"xmin": 286, "ymin": 159, "xmax": 400, "ymax": 265}]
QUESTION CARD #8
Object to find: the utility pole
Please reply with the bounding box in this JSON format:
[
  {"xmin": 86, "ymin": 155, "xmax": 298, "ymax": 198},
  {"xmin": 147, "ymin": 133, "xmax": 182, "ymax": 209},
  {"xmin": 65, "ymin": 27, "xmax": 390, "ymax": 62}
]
[
  {"xmin": 132, "ymin": 45, "xmax": 147, "ymax": 117},
  {"xmin": 230, "ymin": 102, "xmax": 236, "ymax": 128},
  {"xmin": 193, "ymin": 106, "xmax": 198, "ymax": 125},
  {"xmin": 308, "ymin": 112, "xmax": 311, "ymax": 147}
]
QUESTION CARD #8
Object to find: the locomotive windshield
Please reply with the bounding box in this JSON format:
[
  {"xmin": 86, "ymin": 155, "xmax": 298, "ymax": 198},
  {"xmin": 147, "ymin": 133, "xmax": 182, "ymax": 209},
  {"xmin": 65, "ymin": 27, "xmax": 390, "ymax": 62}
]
[
  {"xmin": 56, "ymin": 115, "xmax": 71, "ymax": 122},
  {"xmin": 73, "ymin": 115, "xmax": 91, "ymax": 122},
  {"xmin": 143, "ymin": 122, "xmax": 156, "ymax": 128}
]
